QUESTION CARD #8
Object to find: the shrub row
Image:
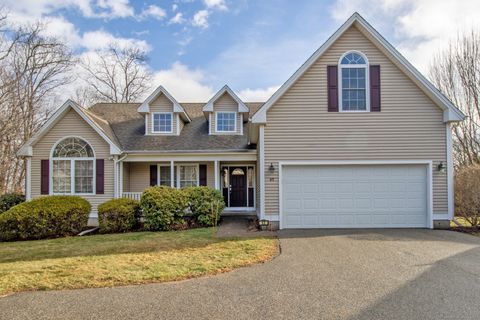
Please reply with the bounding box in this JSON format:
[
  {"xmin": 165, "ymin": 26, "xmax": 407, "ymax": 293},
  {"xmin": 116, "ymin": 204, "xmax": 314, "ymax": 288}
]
[
  {"xmin": 0, "ymin": 196, "xmax": 90, "ymax": 241},
  {"xmin": 0, "ymin": 186, "xmax": 225, "ymax": 241},
  {"xmin": 0, "ymin": 192, "xmax": 25, "ymax": 214}
]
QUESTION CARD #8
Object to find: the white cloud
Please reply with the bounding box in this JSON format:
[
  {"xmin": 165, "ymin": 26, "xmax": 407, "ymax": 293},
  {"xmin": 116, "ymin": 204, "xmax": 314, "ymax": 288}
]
[
  {"xmin": 330, "ymin": 0, "xmax": 480, "ymax": 73},
  {"xmin": 172, "ymin": 4, "xmax": 178, "ymax": 12},
  {"xmin": 152, "ymin": 62, "xmax": 214, "ymax": 102},
  {"xmin": 81, "ymin": 30, "xmax": 151, "ymax": 52},
  {"xmin": 169, "ymin": 12, "xmax": 185, "ymax": 25},
  {"xmin": 204, "ymin": 0, "xmax": 228, "ymax": 11},
  {"xmin": 192, "ymin": 10, "xmax": 210, "ymax": 28},
  {"xmin": 238, "ymin": 86, "xmax": 279, "ymax": 101},
  {"xmin": 95, "ymin": 0, "xmax": 134, "ymax": 18},
  {"xmin": 138, "ymin": 5, "xmax": 167, "ymax": 20}
]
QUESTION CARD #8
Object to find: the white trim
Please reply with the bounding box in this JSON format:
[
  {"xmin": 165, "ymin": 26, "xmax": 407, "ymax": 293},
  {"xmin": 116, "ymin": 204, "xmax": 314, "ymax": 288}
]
[
  {"xmin": 338, "ymin": 50, "xmax": 370, "ymax": 112},
  {"xmin": 25, "ymin": 157, "xmax": 31, "ymax": 201},
  {"xmin": 215, "ymin": 111, "xmax": 237, "ymax": 133},
  {"xmin": 151, "ymin": 112, "xmax": 174, "ymax": 134},
  {"xmin": 208, "ymin": 113, "xmax": 212, "ymax": 135},
  {"xmin": 138, "ymin": 85, "xmax": 191, "ymax": 122},
  {"xmin": 277, "ymin": 160, "xmax": 434, "ymax": 230},
  {"xmin": 203, "ymin": 85, "xmax": 249, "ymax": 113},
  {"xmin": 224, "ymin": 207, "xmax": 256, "ymax": 212},
  {"xmin": 17, "ymin": 100, "xmax": 122, "ymax": 156},
  {"xmin": 124, "ymin": 152, "xmax": 257, "ymax": 162},
  {"xmin": 446, "ymin": 123, "xmax": 454, "ymax": 220},
  {"xmin": 251, "ymin": 12, "xmax": 464, "ymax": 124},
  {"xmin": 49, "ymin": 136, "xmax": 96, "ymax": 196},
  {"xmin": 170, "ymin": 160, "xmax": 174, "ymax": 188},
  {"xmin": 114, "ymin": 155, "xmax": 118, "ymax": 198},
  {"xmin": 119, "ymin": 161, "xmax": 124, "ymax": 197},
  {"xmin": 259, "ymin": 125, "xmax": 265, "ymax": 219},
  {"xmin": 240, "ymin": 114, "xmax": 243, "ymax": 135}
]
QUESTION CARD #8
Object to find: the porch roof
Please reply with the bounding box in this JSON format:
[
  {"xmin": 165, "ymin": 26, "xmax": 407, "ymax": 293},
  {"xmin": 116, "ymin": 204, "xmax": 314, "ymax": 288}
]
[{"xmin": 88, "ymin": 102, "xmax": 263, "ymax": 152}]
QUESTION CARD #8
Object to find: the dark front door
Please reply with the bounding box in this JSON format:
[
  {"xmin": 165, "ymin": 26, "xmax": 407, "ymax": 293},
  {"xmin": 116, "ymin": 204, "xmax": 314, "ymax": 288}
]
[{"xmin": 229, "ymin": 167, "xmax": 247, "ymax": 207}]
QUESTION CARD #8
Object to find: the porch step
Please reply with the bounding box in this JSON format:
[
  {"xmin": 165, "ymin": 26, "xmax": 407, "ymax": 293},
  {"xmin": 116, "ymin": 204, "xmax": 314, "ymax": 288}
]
[{"xmin": 221, "ymin": 210, "xmax": 257, "ymax": 218}]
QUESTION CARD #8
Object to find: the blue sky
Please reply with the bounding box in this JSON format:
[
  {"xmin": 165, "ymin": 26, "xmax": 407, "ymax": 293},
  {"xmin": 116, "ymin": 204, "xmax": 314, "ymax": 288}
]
[{"xmin": 3, "ymin": 0, "xmax": 480, "ymax": 101}]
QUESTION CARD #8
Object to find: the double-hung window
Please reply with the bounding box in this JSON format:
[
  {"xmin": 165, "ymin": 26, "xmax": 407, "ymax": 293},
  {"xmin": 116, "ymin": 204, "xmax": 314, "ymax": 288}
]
[
  {"xmin": 339, "ymin": 51, "xmax": 369, "ymax": 111},
  {"xmin": 157, "ymin": 165, "xmax": 198, "ymax": 188},
  {"xmin": 179, "ymin": 165, "xmax": 198, "ymax": 187},
  {"xmin": 152, "ymin": 112, "xmax": 173, "ymax": 133},
  {"xmin": 51, "ymin": 137, "xmax": 95, "ymax": 194},
  {"xmin": 216, "ymin": 112, "xmax": 236, "ymax": 132}
]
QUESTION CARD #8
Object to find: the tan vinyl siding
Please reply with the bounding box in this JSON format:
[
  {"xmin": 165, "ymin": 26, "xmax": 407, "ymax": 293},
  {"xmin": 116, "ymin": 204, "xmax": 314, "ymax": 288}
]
[
  {"xmin": 210, "ymin": 93, "xmax": 242, "ymax": 135},
  {"xmin": 206, "ymin": 162, "xmax": 215, "ymax": 188},
  {"xmin": 146, "ymin": 94, "xmax": 178, "ymax": 135},
  {"xmin": 31, "ymin": 109, "xmax": 114, "ymax": 216},
  {"xmin": 263, "ymin": 25, "xmax": 448, "ymax": 216}
]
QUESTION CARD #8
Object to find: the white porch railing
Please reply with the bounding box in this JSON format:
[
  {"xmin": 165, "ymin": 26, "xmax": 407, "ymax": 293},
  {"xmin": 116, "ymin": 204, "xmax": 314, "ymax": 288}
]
[{"xmin": 122, "ymin": 192, "xmax": 142, "ymax": 201}]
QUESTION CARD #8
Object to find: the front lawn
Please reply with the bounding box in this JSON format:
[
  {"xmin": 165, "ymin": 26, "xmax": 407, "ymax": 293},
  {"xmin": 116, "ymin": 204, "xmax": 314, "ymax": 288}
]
[{"xmin": 0, "ymin": 228, "xmax": 278, "ymax": 296}]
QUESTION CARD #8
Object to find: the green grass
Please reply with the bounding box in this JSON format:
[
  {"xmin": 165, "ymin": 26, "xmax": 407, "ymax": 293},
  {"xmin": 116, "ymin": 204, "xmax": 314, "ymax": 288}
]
[{"xmin": 0, "ymin": 228, "xmax": 278, "ymax": 296}]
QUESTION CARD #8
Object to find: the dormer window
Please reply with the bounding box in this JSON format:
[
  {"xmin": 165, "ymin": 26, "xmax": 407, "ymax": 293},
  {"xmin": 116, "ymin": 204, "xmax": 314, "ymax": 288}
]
[
  {"xmin": 339, "ymin": 51, "xmax": 369, "ymax": 112},
  {"xmin": 152, "ymin": 112, "xmax": 173, "ymax": 133},
  {"xmin": 216, "ymin": 112, "xmax": 236, "ymax": 132}
]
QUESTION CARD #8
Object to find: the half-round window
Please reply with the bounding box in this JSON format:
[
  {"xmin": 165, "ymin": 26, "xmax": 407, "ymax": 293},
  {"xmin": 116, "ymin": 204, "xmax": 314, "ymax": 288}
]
[
  {"xmin": 51, "ymin": 137, "xmax": 95, "ymax": 194},
  {"xmin": 52, "ymin": 137, "xmax": 94, "ymax": 158},
  {"xmin": 339, "ymin": 51, "xmax": 369, "ymax": 111}
]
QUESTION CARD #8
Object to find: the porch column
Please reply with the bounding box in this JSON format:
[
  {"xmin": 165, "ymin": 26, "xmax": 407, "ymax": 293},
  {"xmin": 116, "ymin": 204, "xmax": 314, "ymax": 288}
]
[
  {"xmin": 170, "ymin": 160, "xmax": 174, "ymax": 188},
  {"xmin": 119, "ymin": 161, "xmax": 124, "ymax": 197},
  {"xmin": 214, "ymin": 160, "xmax": 219, "ymax": 190}
]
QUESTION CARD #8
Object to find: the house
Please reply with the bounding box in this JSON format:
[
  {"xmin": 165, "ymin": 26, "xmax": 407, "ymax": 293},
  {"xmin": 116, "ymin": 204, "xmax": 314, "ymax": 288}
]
[{"xmin": 17, "ymin": 13, "xmax": 464, "ymax": 229}]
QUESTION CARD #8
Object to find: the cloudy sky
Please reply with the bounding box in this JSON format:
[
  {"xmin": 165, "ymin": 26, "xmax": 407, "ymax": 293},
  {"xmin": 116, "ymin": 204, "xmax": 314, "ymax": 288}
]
[{"xmin": 3, "ymin": 0, "xmax": 480, "ymax": 102}]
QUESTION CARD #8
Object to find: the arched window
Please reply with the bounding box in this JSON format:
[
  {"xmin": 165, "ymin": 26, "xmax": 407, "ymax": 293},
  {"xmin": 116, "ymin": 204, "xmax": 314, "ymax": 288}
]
[
  {"xmin": 339, "ymin": 51, "xmax": 369, "ymax": 111},
  {"xmin": 51, "ymin": 137, "xmax": 95, "ymax": 194}
]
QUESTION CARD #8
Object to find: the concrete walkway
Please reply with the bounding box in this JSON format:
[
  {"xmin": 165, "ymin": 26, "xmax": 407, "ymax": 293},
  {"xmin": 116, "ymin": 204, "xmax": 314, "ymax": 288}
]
[
  {"xmin": 1, "ymin": 229, "xmax": 480, "ymax": 320},
  {"xmin": 216, "ymin": 217, "xmax": 277, "ymax": 238}
]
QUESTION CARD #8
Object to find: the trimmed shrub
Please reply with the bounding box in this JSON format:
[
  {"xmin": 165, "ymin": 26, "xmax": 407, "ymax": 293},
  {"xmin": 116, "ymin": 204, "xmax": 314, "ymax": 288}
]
[
  {"xmin": 184, "ymin": 186, "xmax": 225, "ymax": 226},
  {"xmin": 0, "ymin": 196, "xmax": 90, "ymax": 241},
  {"xmin": 140, "ymin": 186, "xmax": 188, "ymax": 231},
  {"xmin": 98, "ymin": 198, "xmax": 140, "ymax": 233},
  {"xmin": 0, "ymin": 192, "xmax": 25, "ymax": 214},
  {"xmin": 455, "ymin": 165, "xmax": 480, "ymax": 228}
]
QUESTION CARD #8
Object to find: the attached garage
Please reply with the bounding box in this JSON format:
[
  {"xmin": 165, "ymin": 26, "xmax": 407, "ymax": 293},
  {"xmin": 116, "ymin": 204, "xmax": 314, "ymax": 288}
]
[{"xmin": 280, "ymin": 163, "xmax": 431, "ymax": 229}]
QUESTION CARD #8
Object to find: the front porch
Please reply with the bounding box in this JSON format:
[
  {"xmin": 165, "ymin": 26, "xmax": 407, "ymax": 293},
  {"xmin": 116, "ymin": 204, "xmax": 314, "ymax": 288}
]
[{"xmin": 117, "ymin": 157, "xmax": 259, "ymax": 216}]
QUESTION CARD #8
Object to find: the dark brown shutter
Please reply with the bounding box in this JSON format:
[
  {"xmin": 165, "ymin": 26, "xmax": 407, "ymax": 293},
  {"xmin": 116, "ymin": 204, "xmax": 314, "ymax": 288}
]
[
  {"xmin": 150, "ymin": 165, "xmax": 158, "ymax": 186},
  {"xmin": 96, "ymin": 159, "xmax": 104, "ymax": 194},
  {"xmin": 41, "ymin": 159, "xmax": 49, "ymax": 195},
  {"xmin": 370, "ymin": 65, "xmax": 381, "ymax": 112},
  {"xmin": 327, "ymin": 65, "xmax": 339, "ymax": 112},
  {"xmin": 199, "ymin": 164, "xmax": 207, "ymax": 186}
]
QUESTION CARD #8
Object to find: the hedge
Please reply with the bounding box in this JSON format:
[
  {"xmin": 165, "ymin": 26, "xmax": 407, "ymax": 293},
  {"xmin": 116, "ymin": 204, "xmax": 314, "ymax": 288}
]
[
  {"xmin": 140, "ymin": 186, "xmax": 188, "ymax": 231},
  {"xmin": 98, "ymin": 198, "xmax": 140, "ymax": 233},
  {"xmin": 0, "ymin": 196, "xmax": 91, "ymax": 241},
  {"xmin": 184, "ymin": 187, "xmax": 225, "ymax": 226},
  {"xmin": 0, "ymin": 192, "xmax": 25, "ymax": 214}
]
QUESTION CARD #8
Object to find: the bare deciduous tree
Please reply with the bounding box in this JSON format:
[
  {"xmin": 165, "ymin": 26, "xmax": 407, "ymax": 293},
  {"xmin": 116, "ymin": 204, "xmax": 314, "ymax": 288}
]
[
  {"xmin": 80, "ymin": 46, "xmax": 152, "ymax": 104},
  {"xmin": 0, "ymin": 21, "xmax": 74, "ymax": 193},
  {"xmin": 429, "ymin": 30, "xmax": 480, "ymax": 167}
]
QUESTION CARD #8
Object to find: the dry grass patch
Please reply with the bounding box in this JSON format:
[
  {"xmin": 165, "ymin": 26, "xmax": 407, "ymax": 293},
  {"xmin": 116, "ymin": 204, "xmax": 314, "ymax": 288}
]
[{"xmin": 0, "ymin": 228, "xmax": 278, "ymax": 295}]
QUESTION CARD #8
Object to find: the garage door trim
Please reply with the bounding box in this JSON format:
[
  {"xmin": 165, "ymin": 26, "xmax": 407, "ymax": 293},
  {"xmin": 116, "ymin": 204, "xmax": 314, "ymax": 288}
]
[{"xmin": 278, "ymin": 160, "xmax": 433, "ymax": 229}]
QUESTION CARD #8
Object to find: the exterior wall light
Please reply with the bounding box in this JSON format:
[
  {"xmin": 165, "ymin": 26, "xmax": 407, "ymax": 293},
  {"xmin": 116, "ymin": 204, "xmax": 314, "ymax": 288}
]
[
  {"xmin": 259, "ymin": 219, "xmax": 269, "ymax": 231},
  {"xmin": 268, "ymin": 163, "xmax": 275, "ymax": 173},
  {"xmin": 437, "ymin": 162, "xmax": 446, "ymax": 173}
]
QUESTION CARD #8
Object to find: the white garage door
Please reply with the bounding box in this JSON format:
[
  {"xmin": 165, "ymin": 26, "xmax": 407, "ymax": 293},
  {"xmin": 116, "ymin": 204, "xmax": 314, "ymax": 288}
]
[{"xmin": 282, "ymin": 164, "xmax": 428, "ymax": 228}]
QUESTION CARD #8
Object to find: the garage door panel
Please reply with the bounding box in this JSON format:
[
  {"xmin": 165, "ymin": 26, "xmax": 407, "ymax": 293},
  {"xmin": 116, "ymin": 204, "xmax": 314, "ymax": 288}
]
[{"xmin": 282, "ymin": 164, "xmax": 428, "ymax": 228}]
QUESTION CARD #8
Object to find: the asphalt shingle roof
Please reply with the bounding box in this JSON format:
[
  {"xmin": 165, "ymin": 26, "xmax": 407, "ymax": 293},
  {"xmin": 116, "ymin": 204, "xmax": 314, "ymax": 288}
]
[{"xmin": 88, "ymin": 102, "xmax": 263, "ymax": 152}]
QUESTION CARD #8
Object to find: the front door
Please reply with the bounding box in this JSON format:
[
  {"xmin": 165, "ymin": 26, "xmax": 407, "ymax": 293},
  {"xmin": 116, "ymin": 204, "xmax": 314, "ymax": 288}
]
[{"xmin": 229, "ymin": 167, "xmax": 247, "ymax": 207}]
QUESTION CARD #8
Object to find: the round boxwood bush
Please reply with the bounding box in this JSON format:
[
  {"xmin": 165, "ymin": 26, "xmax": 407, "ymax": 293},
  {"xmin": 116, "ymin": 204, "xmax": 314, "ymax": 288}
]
[
  {"xmin": 0, "ymin": 196, "xmax": 91, "ymax": 241},
  {"xmin": 98, "ymin": 198, "xmax": 140, "ymax": 233},
  {"xmin": 184, "ymin": 186, "xmax": 225, "ymax": 226},
  {"xmin": 0, "ymin": 192, "xmax": 25, "ymax": 214},
  {"xmin": 140, "ymin": 186, "xmax": 188, "ymax": 231}
]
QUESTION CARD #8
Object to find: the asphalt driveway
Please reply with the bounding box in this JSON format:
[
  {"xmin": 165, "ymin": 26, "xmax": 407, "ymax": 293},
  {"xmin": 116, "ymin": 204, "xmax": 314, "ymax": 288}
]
[{"xmin": 1, "ymin": 229, "xmax": 480, "ymax": 320}]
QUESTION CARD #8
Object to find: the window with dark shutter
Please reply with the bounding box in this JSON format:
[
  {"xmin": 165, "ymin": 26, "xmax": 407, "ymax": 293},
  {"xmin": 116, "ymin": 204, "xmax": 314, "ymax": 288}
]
[
  {"xmin": 150, "ymin": 165, "xmax": 158, "ymax": 186},
  {"xmin": 96, "ymin": 159, "xmax": 104, "ymax": 194},
  {"xmin": 199, "ymin": 165, "xmax": 207, "ymax": 186},
  {"xmin": 370, "ymin": 65, "xmax": 381, "ymax": 112},
  {"xmin": 327, "ymin": 65, "xmax": 338, "ymax": 112},
  {"xmin": 41, "ymin": 159, "xmax": 49, "ymax": 195}
]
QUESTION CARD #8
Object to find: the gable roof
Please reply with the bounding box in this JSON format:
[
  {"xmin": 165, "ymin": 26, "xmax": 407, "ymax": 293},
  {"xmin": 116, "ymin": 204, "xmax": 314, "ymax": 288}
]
[
  {"xmin": 17, "ymin": 100, "xmax": 122, "ymax": 156},
  {"xmin": 251, "ymin": 12, "xmax": 465, "ymax": 124},
  {"xmin": 137, "ymin": 85, "xmax": 191, "ymax": 122},
  {"xmin": 203, "ymin": 85, "xmax": 249, "ymax": 113}
]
